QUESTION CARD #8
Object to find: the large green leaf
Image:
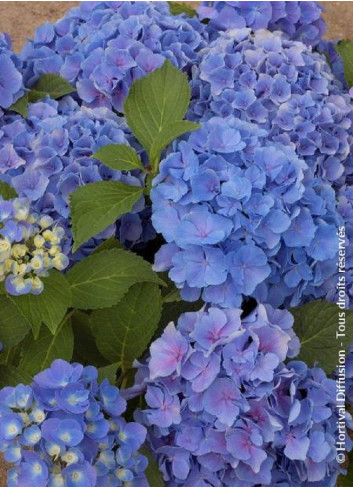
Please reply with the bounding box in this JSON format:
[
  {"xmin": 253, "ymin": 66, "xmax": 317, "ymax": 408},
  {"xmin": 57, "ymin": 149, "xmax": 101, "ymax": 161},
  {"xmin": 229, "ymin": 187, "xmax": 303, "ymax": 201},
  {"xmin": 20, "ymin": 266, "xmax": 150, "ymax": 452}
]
[
  {"xmin": 9, "ymin": 94, "xmax": 29, "ymax": 118},
  {"xmin": 72, "ymin": 310, "xmax": 107, "ymax": 367},
  {"xmin": 9, "ymin": 271, "xmax": 72, "ymax": 338},
  {"xmin": 141, "ymin": 445, "xmax": 165, "ymax": 487},
  {"xmin": 9, "ymin": 74, "xmax": 74, "ymax": 118},
  {"xmin": 97, "ymin": 363, "xmax": 120, "ymax": 384},
  {"xmin": 19, "ymin": 319, "xmax": 74, "ymax": 376},
  {"xmin": 28, "ymin": 73, "xmax": 75, "ymax": 102},
  {"xmin": 92, "ymin": 144, "xmax": 145, "ymax": 172},
  {"xmin": 0, "ymin": 181, "xmax": 17, "ymax": 200},
  {"xmin": 0, "ymin": 365, "xmax": 32, "ymax": 388},
  {"xmin": 149, "ymin": 120, "xmax": 200, "ymax": 164},
  {"xmin": 0, "ymin": 296, "xmax": 30, "ymax": 350},
  {"xmin": 124, "ymin": 60, "xmax": 198, "ymax": 169},
  {"xmin": 92, "ymin": 236, "xmax": 122, "ymax": 255},
  {"xmin": 336, "ymin": 40, "xmax": 353, "ymax": 87},
  {"xmin": 161, "ymin": 298, "xmax": 203, "ymax": 330},
  {"xmin": 91, "ymin": 282, "xmax": 162, "ymax": 370},
  {"xmin": 70, "ymin": 181, "xmax": 143, "ymax": 252},
  {"xmin": 291, "ymin": 300, "xmax": 353, "ymax": 373},
  {"xmin": 168, "ymin": 1, "xmax": 196, "ymax": 17},
  {"xmin": 67, "ymin": 249, "xmax": 164, "ymax": 310}
]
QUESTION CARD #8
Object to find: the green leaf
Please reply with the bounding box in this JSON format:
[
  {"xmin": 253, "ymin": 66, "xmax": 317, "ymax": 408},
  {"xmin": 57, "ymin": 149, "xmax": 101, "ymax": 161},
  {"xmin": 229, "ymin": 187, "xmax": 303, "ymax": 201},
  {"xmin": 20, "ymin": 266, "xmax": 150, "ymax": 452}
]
[
  {"xmin": 163, "ymin": 287, "xmax": 181, "ymax": 303},
  {"xmin": 0, "ymin": 365, "xmax": 32, "ymax": 388},
  {"xmin": 92, "ymin": 144, "xmax": 145, "ymax": 172},
  {"xmin": 92, "ymin": 236, "xmax": 122, "ymax": 255},
  {"xmin": 338, "ymin": 454, "xmax": 353, "ymax": 486},
  {"xmin": 9, "ymin": 94, "xmax": 29, "ymax": 118},
  {"xmin": 72, "ymin": 310, "xmax": 107, "ymax": 367},
  {"xmin": 336, "ymin": 40, "xmax": 353, "ymax": 87},
  {"xmin": 0, "ymin": 341, "xmax": 24, "ymax": 367},
  {"xmin": 140, "ymin": 445, "xmax": 165, "ymax": 487},
  {"xmin": 97, "ymin": 363, "xmax": 120, "ymax": 384},
  {"xmin": 67, "ymin": 249, "xmax": 164, "ymax": 310},
  {"xmin": 0, "ymin": 181, "xmax": 18, "ymax": 200},
  {"xmin": 149, "ymin": 120, "xmax": 200, "ymax": 164},
  {"xmin": 70, "ymin": 181, "xmax": 143, "ymax": 252},
  {"xmin": 161, "ymin": 298, "xmax": 203, "ymax": 330},
  {"xmin": 159, "ymin": 272, "xmax": 182, "ymax": 303},
  {"xmin": 10, "ymin": 271, "xmax": 72, "ymax": 338},
  {"xmin": 28, "ymin": 73, "xmax": 75, "ymax": 102},
  {"xmin": 291, "ymin": 300, "xmax": 353, "ymax": 373},
  {"xmin": 168, "ymin": 2, "xmax": 196, "ymax": 17},
  {"xmin": 19, "ymin": 318, "xmax": 73, "ymax": 376},
  {"xmin": 124, "ymin": 60, "xmax": 192, "ymax": 166},
  {"xmin": 91, "ymin": 282, "xmax": 162, "ymax": 370},
  {"xmin": 0, "ymin": 296, "xmax": 30, "ymax": 350}
]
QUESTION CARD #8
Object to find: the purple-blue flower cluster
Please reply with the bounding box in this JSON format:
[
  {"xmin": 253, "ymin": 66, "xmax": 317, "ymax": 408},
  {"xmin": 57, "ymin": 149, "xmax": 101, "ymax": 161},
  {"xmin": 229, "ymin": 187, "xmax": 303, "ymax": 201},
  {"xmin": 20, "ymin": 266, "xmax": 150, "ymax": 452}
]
[
  {"xmin": 21, "ymin": 1, "xmax": 205, "ymax": 112},
  {"xmin": 0, "ymin": 96, "xmax": 154, "ymax": 258},
  {"xmin": 133, "ymin": 306, "xmax": 349, "ymax": 486},
  {"xmin": 0, "ymin": 197, "xmax": 68, "ymax": 295},
  {"xmin": 0, "ymin": 33, "xmax": 23, "ymax": 110},
  {"xmin": 317, "ymin": 39, "xmax": 347, "ymax": 90},
  {"xmin": 0, "ymin": 360, "xmax": 148, "ymax": 487},
  {"xmin": 197, "ymin": 1, "xmax": 326, "ymax": 47},
  {"xmin": 152, "ymin": 28, "xmax": 352, "ymax": 308}
]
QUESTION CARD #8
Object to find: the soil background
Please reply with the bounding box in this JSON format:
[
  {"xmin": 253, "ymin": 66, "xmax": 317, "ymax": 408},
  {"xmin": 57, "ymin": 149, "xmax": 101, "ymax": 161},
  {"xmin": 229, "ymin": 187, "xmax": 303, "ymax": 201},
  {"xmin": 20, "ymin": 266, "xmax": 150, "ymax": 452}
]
[{"xmin": 0, "ymin": 0, "xmax": 352, "ymax": 486}]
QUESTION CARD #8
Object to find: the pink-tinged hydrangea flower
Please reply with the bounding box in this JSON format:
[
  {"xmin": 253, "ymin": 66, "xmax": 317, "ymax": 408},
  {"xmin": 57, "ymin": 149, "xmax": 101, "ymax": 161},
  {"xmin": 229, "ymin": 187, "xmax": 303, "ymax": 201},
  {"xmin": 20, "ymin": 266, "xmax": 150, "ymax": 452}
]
[
  {"xmin": 226, "ymin": 424, "xmax": 267, "ymax": 473},
  {"xmin": 149, "ymin": 323, "xmax": 189, "ymax": 379},
  {"xmin": 203, "ymin": 377, "xmax": 242, "ymax": 426},
  {"xmin": 131, "ymin": 306, "xmax": 351, "ymax": 486},
  {"xmin": 191, "ymin": 307, "xmax": 243, "ymax": 353},
  {"xmin": 0, "ymin": 360, "xmax": 148, "ymax": 487},
  {"xmin": 145, "ymin": 386, "xmax": 181, "ymax": 428},
  {"xmin": 0, "ymin": 144, "xmax": 25, "ymax": 174}
]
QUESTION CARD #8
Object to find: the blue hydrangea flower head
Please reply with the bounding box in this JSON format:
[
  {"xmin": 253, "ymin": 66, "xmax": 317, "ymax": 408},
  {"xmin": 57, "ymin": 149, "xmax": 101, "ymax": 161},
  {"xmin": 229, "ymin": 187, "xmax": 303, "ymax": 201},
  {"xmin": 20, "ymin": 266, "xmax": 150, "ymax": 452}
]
[
  {"xmin": 0, "ymin": 96, "xmax": 155, "ymax": 258},
  {"xmin": 0, "ymin": 33, "xmax": 24, "ymax": 109},
  {"xmin": 197, "ymin": 1, "xmax": 326, "ymax": 47},
  {"xmin": 0, "ymin": 197, "xmax": 69, "ymax": 296},
  {"xmin": 0, "ymin": 360, "xmax": 148, "ymax": 487},
  {"xmin": 21, "ymin": 1, "xmax": 206, "ymax": 112},
  {"xmin": 132, "ymin": 305, "xmax": 350, "ymax": 486},
  {"xmin": 152, "ymin": 28, "xmax": 352, "ymax": 308}
]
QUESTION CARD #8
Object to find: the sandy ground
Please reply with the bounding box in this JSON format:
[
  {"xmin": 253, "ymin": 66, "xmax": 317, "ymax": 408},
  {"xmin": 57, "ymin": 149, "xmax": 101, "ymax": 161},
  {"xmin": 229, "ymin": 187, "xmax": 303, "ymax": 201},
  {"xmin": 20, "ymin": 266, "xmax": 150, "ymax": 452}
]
[{"xmin": 0, "ymin": 0, "xmax": 353, "ymax": 486}]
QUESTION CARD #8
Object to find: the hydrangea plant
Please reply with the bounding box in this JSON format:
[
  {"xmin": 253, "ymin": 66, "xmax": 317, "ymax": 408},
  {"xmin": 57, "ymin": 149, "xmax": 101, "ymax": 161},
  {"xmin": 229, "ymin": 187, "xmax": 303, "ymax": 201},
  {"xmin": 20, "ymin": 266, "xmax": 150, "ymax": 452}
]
[
  {"xmin": 133, "ymin": 306, "xmax": 351, "ymax": 486},
  {"xmin": 0, "ymin": 360, "xmax": 148, "ymax": 487},
  {"xmin": 0, "ymin": 1, "xmax": 352, "ymax": 487},
  {"xmin": 152, "ymin": 28, "xmax": 352, "ymax": 308}
]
